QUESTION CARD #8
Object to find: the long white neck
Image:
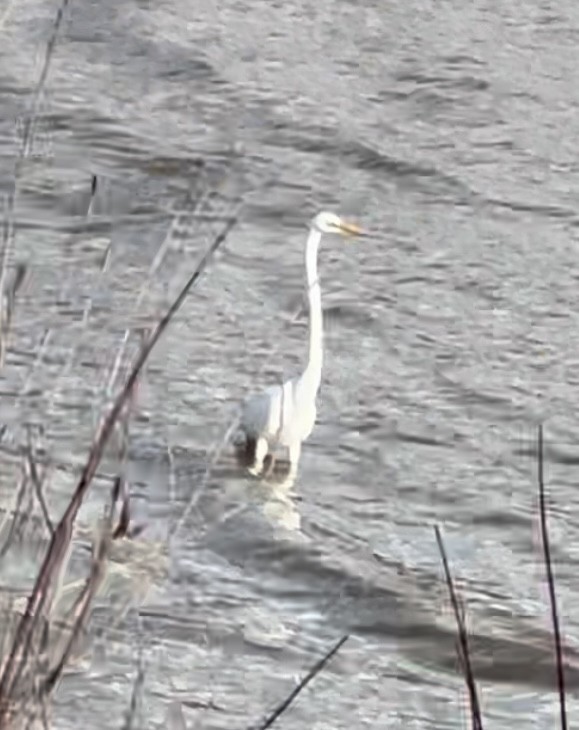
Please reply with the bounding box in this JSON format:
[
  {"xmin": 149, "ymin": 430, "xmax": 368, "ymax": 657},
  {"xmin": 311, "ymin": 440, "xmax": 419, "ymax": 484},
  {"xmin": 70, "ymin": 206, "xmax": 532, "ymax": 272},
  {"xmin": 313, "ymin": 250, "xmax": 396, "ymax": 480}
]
[{"xmin": 300, "ymin": 226, "xmax": 323, "ymax": 397}]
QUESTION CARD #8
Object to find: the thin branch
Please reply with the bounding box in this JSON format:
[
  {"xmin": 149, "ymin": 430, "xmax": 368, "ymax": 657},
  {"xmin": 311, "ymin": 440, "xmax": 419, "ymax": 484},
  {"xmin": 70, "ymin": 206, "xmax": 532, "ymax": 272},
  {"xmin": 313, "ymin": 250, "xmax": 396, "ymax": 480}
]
[
  {"xmin": 42, "ymin": 526, "xmax": 109, "ymax": 694},
  {"xmin": 19, "ymin": 328, "xmax": 52, "ymax": 397},
  {"xmin": 43, "ymin": 473, "xmax": 124, "ymax": 695},
  {"xmin": 0, "ymin": 465, "xmax": 29, "ymax": 560},
  {"xmin": 537, "ymin": 425, "xmax": 567, "ymax": 730},
  {"xmin": 24, "ymin": 429, "xmax": 54, "ymax": 538},
  {"xmin": 0, "ymin": 211, "xmax": 239, "ymax": 721},
  {"xmin": 0, "ymin": 262, "xmax": 27, "ymax": 369},
  {"xmin": 434, "ymin": 526, "xmax": 483, "ymax": 730},
  {"xmin": 0, "ymin": 0, "xmax": 69, "ymax": 372},
  {"xmin": 86, "ymin": 174, "xmax": 98, "ymax": 219},
  {"xmin": 175, "ymin": 409, "xmax": 241, "ymax": 535},
  {"xmin": 0, "ymin": 0, "xmax": 70, "ymax": 309},
  {"xmin": 44, "ymin": 176, "xmax": 108, "ymax": 416},
  {"xmin": 112, "ymin": 478, "xmax": 131, "ymax": 541},
  {"xmin": 120, "ymin": 616, "xmax": 145, "ymax": 730},
  {"xmin": 110, "ymin": 372, "xmax": 137, "ymax": 541},
  {"xmin": 249, "ymin": 635, "xmax": 349, "ymax": 730},
  {"xmin": 105, "ymin": 170, "xmax": 213, "ymax": 398},
  {"xmin": 120, "ymin": 661, "xmax": 145, "ymax": 730}
]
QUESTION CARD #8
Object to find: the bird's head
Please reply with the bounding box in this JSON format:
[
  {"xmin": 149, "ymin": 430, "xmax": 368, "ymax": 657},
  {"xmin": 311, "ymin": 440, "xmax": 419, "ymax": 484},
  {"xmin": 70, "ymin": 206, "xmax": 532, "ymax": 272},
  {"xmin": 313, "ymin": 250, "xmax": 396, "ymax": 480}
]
[{"xmin": 311, "ymin": 211, "xmax": 367, "ymax": 238}]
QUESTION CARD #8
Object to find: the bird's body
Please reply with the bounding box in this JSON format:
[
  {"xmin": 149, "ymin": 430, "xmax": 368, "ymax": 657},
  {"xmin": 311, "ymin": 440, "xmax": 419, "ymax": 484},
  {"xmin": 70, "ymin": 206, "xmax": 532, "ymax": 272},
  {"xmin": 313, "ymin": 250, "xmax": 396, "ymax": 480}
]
[
  {"xmin": 236, "ymin": 211, "xmax": 365, "ymax": 482},
  {"xmin": 240, "ymin": 379, "xmax": 317, "ymax": 447}
]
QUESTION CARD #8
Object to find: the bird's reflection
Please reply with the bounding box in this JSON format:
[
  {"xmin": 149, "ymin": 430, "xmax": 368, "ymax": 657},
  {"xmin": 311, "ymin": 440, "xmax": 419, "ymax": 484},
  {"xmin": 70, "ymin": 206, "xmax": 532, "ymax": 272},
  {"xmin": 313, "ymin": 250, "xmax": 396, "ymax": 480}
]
[
  {"xmin": 234, "ymin": 442, "xmax": 302, "ymax": 533},
  {"xmin": 252, "ymin": 475, "xmax": 301, "ymax": 533}
]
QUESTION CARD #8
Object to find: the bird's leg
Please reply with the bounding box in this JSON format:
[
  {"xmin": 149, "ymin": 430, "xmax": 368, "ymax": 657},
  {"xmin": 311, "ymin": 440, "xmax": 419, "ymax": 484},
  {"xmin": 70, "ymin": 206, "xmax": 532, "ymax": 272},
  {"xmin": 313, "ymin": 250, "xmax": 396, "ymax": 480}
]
[
  {"xmin": 289, "ymin": 441, "xmax": 302, "ymax": 469},
  {"xmin": 262, "ymin": 453, "xmax": 276, "ymax": 479},
  {"xmin": 280, "ymin": 440, "xmax": 301, "ymax": 487},
  {"xmin": 248, "ymin": 436, "xmax": 269, "ymax": 476}
]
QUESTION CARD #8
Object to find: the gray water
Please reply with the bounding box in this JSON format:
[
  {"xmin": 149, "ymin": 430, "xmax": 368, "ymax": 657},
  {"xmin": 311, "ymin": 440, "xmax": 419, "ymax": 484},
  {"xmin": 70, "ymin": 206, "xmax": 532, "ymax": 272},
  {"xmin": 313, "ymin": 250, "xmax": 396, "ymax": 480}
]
[{"xmin": 1, "ymin": 0, "xmax": 579, "ymax": 727}]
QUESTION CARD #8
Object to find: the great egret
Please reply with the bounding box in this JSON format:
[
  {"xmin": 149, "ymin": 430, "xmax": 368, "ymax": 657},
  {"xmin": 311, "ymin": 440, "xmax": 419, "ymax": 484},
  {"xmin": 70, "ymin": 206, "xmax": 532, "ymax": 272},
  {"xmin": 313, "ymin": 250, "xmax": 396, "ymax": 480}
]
[{"xmin": 235, "ymin": 211, "xmax": 367, "ymax": 483}]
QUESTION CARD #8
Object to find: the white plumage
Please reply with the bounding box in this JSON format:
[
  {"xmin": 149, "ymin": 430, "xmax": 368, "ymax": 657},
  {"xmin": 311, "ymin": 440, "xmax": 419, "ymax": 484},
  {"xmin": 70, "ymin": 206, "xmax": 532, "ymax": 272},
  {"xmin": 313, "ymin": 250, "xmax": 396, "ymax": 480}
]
[{"xmin": 236, "ymin": 211, "xmax": 366, "ymax": 483}]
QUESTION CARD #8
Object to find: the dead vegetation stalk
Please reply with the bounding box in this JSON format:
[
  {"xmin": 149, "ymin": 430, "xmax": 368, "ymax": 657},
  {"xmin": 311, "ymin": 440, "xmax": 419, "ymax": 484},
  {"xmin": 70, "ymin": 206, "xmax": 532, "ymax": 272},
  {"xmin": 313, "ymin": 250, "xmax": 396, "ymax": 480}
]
[
  {"xmin": 249, "ymin": 634, "xmax": 349, "ymax": 730},
  {"xmin": 434, "ymin": 526, "xmax": 483, "ymax": 730},
  {"xmin": 537, "ymin": 425, "xmax": 567, "ymax": 730},
  {"xmin": 0, "ymin": 211, "xmax": 239, "ymax": 726},
  {"xmin": 0, "ymin": 0, "xmax": 70, "ymax": 369}
]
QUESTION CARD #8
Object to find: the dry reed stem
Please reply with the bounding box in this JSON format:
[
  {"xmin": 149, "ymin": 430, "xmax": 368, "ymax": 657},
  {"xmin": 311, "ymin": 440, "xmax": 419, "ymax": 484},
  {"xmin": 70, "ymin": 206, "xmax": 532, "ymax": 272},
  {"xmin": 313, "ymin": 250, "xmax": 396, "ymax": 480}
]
[
  {"xmin": 104, "ymin": 168, "xmax": 216, "ymax": 399},
  {"xmin": 0, "ymin": 0, "xmax": 70, "ymax": 370},
  {"xmin": 434, "ymin": 526, "xmax": 483, "ymax": 730},
  {"xmin": 0, "ymin": 463, "xmax": 29, "ymax": 561},
  {"xmin": 0, "ymin": 264, "xmax": 27, "ymax": 369},
  {"xmin": 41, "ymin": 479, "xmax": 120, "ymax": 696},
  {"xmin": 249, "ymin": 634, "xmax": 349, "ymax": 730},
  {"xmin": 537, "ymin": 425, "xmax": 567, "ymax": 730},
  {"xmin": 44, "ymin": 176, "xmax": 106, "ymax": 413},
  {"xmin": 0, "ymin": 208, "xmax": 239, "ymax": 726},
  {"xmin": 23, "ymin": 430, "xmax": 53, "ymax": 539},
  {"xmin": 120, "ymin": 619, "xmax": 145, "ymax": 730}
]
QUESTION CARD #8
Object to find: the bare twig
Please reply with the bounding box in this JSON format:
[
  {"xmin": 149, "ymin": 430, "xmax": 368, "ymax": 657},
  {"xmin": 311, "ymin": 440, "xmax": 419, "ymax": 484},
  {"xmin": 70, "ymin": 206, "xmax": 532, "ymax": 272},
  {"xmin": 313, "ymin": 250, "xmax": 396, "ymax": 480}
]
[
  {"xmin": 0, "ymin": 465, "xmax": 29, "ymax": 560},
  {"xmin": 15, "ymin": 0, "xmax": 69, "ymax": 161},
  {"xmin": 86, "ymin": 174, "xmax": 98, "ymax": 220},
  {"xmin": 1, "ymin": 264, "xmax": 26, "ymax": 309},
  {"xmin": 24, "ymin": 429, "xmax": 54, "ymax": 538},
  {"xmin": 0, "ymin": 0, "xmax": 70, "ymax": 364},
  {"xmin": 42, "ymin": 523, "xmax": 110, "ymax": 695},
  {"xmin": 41, "ymin": 472, "xmax": 128, "ymax": 697},
  {"xmin": 0, "ymin": 211, "xmax": 239, "ymax": 724},
  {"xmin": 112, "ymin": 476, "xmax": 132, "ymax": 541},
  {"xmin": 175, "ymin": 409, "xmax": 241, "ymax": 535},
  {"xmin": 537, "ymin": 425, "xmax": 567, "ymax": 730},
  {"xmin": 249, "ymin": 634, "xmax": 349, "ymax": 730},
  {"xmin": 44, "ymin": 175, "xmax": 109, "ymax": 417},
  {"xmin": 104, "ymin": 170, "xmax": 216, "ymax": 398},
  {"xmin": 434, "ymin": 526, "xmax": 483, "ymax": 730},
  {"xmin": 120, "ymin": 615, "xmax": 145, "ymax": 730},
  {"xmin": 19, "ymin": 328, "xmax": 52, "ymax": 398},
  {"xmin": 109, "ymin": 370, "xmax": 138, "ymax": 540},
  {"xmin": 0, "ymin": 263, "xmax": 27, "ymax": 368}
]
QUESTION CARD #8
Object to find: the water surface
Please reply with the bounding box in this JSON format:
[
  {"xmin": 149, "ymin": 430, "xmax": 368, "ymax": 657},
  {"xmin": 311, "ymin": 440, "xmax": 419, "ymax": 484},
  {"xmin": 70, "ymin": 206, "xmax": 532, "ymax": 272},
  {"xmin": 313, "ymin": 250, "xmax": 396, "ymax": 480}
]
[{"xmin": 2, "ymin": 0, "xmax": 579, "ymax": 727}]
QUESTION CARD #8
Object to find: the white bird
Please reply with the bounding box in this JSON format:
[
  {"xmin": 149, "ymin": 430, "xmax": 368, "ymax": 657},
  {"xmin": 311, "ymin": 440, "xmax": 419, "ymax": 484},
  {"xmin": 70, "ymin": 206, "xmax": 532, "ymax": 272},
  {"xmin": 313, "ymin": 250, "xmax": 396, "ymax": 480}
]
[{"xmin": 235, "ymin": 211, "xmax": 367, "ymax": 484}]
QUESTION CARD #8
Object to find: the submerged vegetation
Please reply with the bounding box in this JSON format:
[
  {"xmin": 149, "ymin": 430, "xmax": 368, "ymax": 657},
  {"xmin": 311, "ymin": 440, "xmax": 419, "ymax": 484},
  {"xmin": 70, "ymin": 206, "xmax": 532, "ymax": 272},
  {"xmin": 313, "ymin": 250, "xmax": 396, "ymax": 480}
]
[{"xmin": 0, "ymin": 1, "xmax": 571, "ymax": 728}]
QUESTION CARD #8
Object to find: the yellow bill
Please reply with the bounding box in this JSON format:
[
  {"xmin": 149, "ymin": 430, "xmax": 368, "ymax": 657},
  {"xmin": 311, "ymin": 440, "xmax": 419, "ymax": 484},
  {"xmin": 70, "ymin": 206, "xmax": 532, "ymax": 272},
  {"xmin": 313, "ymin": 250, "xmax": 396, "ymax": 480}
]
[{"xmin": 336, "ymin": 219, "xmax": 369, "ymax": 237}]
